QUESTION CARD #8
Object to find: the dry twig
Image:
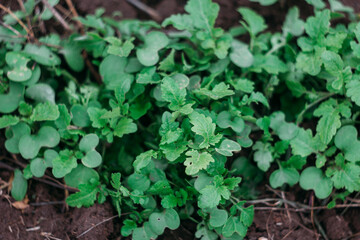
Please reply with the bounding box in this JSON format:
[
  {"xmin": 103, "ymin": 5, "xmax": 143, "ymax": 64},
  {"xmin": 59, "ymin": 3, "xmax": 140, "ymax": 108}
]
[
  {"xmin": 126, "ymin": 0, "xmax": 162, "ymax": 21},
  {"xmin": 16, "ymin": 0, "xmax": 35, "ymax": 39},
  {"xmin": 41, "ymin": 0, "xmax": 71, "ymax": 31},
  {"xmin": 0, "ymin": 3, "xmax": 34, "ymax": 39},
  {"xmin": 76, "ymin": 215, "xmax": 118, "ymax": 238}
]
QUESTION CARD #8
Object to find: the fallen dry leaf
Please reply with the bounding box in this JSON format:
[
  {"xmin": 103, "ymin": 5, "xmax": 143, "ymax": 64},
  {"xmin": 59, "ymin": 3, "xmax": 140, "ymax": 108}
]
[{"xmin": 12, "ymin": 196, "xmax": 29, "ymax": 210}]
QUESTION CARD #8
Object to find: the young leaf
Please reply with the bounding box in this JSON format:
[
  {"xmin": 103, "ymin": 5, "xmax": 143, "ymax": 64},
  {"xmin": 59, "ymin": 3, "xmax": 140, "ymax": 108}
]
[
  {"xmin": 215, "ymin": 139, "xmax": 241, "ymax": 157},
  {"xmin": 189, "ymin": 111, "xmax": 222, "ymax": 148},
  {"xmin": 52, "ymin": 149, "xmax": 78, "ymax": 178},
  {"xmin": 30, "ymin": 102, "xmax": 60, "ymax": 122},
  {"xmin": 209, "ymin": 208, "xmax": 228, "ymax": 228},
  {"xmin": 79, "ymin": 134, "xmax": 102, "ymax": 168},
  {"xmin": 300, "ymin": 167, "xmax": 333, "ymax": 199},
  {"xmin": 252, "ymin": 141, "xmax": 273, "ymax": 172},
  {"xmin": 149, "ymin": 209, "xmax": 180, "ymax": 235},
  {"xmin": 11, "ymin": 169, "xmax": 27, "ymax": 201},
  {"xmin": 114, "ymin": 118, "xmax": 137, "ymax": 138},
  {"xmin": 19, "ymin": 126, "xmax": 60, "ymax": 159},
  {"xmin": 238, "ymin": 8, "xmax": 267, "ymax": 36},
  {"xmin": 195, "ymin": 82, "xmax": 234, "ymax": 100},
  {"xmin": 270, "ymin": 167, "xmax": 299, "ymax": 188},
  {"xmin": 0, "ymin": 115, "xmax": 19, "ymax": 129},
  {"xmin": 66, "ymin": 182, "xmax": 99, "ymax": 208},
  {"xmin": 334, "ymin": 125, "xmax": 360, "ymax": 162},
  {"xmin": 184, "ymin": 150, "xmax": 214, "ymax": 175},
  {"xmin": 133, "ymin": 150, "xmax": 157, "ymax": 172}
]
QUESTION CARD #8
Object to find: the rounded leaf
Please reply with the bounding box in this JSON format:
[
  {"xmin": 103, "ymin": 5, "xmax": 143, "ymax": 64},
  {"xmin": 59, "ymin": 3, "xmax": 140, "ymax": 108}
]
[{"xmin": 300, "ymin": 167, "xmax": 333, "ymax": 199}]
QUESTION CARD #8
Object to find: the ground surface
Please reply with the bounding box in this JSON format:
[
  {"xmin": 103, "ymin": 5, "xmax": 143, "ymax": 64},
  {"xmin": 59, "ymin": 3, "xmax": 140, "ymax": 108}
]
[{"xmin": 1, "ymin": 0, "xmax": 360, "ymax": 239}]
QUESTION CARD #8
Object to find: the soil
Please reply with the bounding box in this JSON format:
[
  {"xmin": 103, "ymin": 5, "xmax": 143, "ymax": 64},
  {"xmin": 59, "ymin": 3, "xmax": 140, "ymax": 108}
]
[{"xmin": 1, "ymin": 0, "xmax": 360, "ymax": 239}]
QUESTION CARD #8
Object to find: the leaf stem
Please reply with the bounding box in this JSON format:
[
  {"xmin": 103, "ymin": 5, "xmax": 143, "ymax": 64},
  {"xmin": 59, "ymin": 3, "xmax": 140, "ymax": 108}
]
[
  {"xmin": 296, "ymin": 92, "xmax": 336, "ymax": 125},
  {"xmin": 265, "ymin": 38, "xmax": 286, "ymax": 56}
]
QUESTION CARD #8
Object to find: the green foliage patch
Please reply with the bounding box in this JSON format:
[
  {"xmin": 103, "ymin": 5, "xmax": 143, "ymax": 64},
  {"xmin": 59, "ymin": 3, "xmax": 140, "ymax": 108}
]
[{"xmin": 1, "ymin": 0, "xmax": 360, "ymax": 239}]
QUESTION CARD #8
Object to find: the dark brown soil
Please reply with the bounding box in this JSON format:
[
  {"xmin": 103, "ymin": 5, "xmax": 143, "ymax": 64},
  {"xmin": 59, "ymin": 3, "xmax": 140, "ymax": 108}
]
[
  {"xmin": 0, "ymin": 170, "xmax": 114, "ymax": 240},
  {"xmin": 1, "ymin": 0, "xmax": 360, "ymax": 240}
]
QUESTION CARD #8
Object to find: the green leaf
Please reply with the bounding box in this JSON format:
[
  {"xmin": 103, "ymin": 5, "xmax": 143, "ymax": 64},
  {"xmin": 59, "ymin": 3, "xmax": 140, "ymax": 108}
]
[
  {"xmin": 24, "ymin": 44, "xmax": 61, "ymax": 66},
  {"xmin": 230, "ymin": 43, "xmax": 254, "ymax": 68},
  {"xmin": 248, "ymin": 92, "xmax": 269, "ymax": 108},
  {"xmin": 161, "ymin": 76, "xmax": 187, "ymax": 111},
  {"xmin": 269, "ymin": 112, "xmax": 299, "ymax": 140},
  {"xmin": 184, "ymin": 150, "xmax": 214, "ymax": 175},
  {"xmin": 99, "ymin": 55, "xmax": 133, "ymax": 90},
  {"xmin": 25, "ymin": 83, "xmax": 56, "ymax": 103},
  {"xmin": 30, "ymin": 102, "xmax": 59, "ymax": 122},
  {"xmin": 133, "ymin": 150, "xmax": 157, "ymax": 172},
  {"xmin": 52, "ymin": 149, "xmax": 78, "ymax": 178},
  {"xmin": 240, "ymin": 205, "xmax": 254, "ymax": 227},
  {"xmin": 18, "ymin": 101, "xmax": 33, "ymax": 116},
  {"xmin": 305, "ymin": 0, "xmax": 326, "ymax": 9},
  {"xmin": 79, "ymin": 134, "xmax": 102, "ymax": 168},
  {"xmin": 5, "ymin": 122, "xmax": 31, "ymax": 154},
  {"xmin": 314, "ymin": 100, "xmax": 343, "ymax": 144},
  {"xmin": 161, "ymin": 194, "xmax": 178, "ymax": 209},
  {"xmin": 216, "ymin": 111, "xmax": 245, "ymax": 133},
  {"xmin": 66, "ymin": 182, "xmax": 99, "ymax": 208},
  {"xmin": 283, "ymin": 7, "xmax": 305, "ymax": 36},
  {"xmin": 61, "ymin": 43, "xmax": 84, "ymax": 72},
  {"xmin": 127, "ymin": 173, "xmax": 150, "ymax": 192},
  {"xmin": 215, "ymin": 139, "xmax": 241, "ymax": 157},
  {"xmin": 30, "ymin": 149, "xmax": 57, "ymax": 178},
  {"xmin": 346, "ymin": 76, "xmax": 360, "ymax": 107},
  {"xmin": 322, "ymin": 51, "xmax": 343, "ymax": 74},
  {"xmin": 296, "ymin": 52, "xmax": 322, "ymax": 76},
  {"xmin": 132, "ymin": 222, "xmax": 157, "ymax": 240},
  {"xmin": 87, "ymin": 107, "xmax": 108, "ymax": 128},
  {"xmin": 0, "ymin": 115, "xmax": 19, "ymax": 129},
  {"xmin": 186, "ymin": 0, "xmax": 219, "ymax": 30},
  {"xmin": 222, "ymin": 216, "xmax": 247, "ymax": 238},
  {"xmin": 290, "ymin": 128, "xmax": 325, "ymax": 157},
  {"xmin": 253, "ymin": 141, "xmax": 273, "ymax": 172},
  {"xmin": 114, "ymin": 117, "xmax": 137, "ymax": 137},
  {"xmin": 238, "ymin": 8, "xmax": 267, "ymax": 36},
  {"xmin": 270, "ymin": 167, "xmax": 299, "ymax": 188},
  {"xmin": 158, "ymin": 49, "xmax": 176, "ymax": 72},
  {"xmin": 11, "ymin": 169, "xmax": 27, "ymax": 201},
  {"xmin": 231, "ymin": 78, "xmax": 254, "ymax": 93},
  {"xmin": 149, "ymin": 209, "xmax": 180, "ymax": 235},
  {"xmin": 189, "ymin": 111, "xmax": 222, "ymax": 148},
  {"xmin": 6, "ymin": 52, "xmax": 32, "ymax": 82},
  {"xmin": 19, "ymin": 126, "xmax": 60, "ymax": 159},
  {"xmin": 71, "ymin": 104, "xmax": 91, "ymax": 127},
  {"xmin": 64, "ymin": 164, "xmax": 100, "ymax": 188},
  {"xmin": 305, "ymin": 9, "xmax": 330, "ymax": 39},
  {"xmin": 195, "ymin": 82, "xmax": 234, "ymax": 100},
  {"xmin": 334, "ymin": 125, "xmax": 360, "ymax": 162},
  {"xmin": 0, "ymin": 82, "xmax": 24, "ymax": 114},
  {"xmin": 254, "ymin": 54, "xmax": 288, "ymax": 74},
  {"xmin": 300, "ymin": 167, "xmax": 333, "ymax": 199},
  {"xmin": 161, "ymin": 141, "xmax": 188, "ymax": 162},
  {"xmin": 106, "ymin": 37, "xmax": 135, "ymax": 57},
  {"xmin": 136, "ymin": 31, "xmax": 169, "ymax": 66},
  {"xmin": 198, "ymin": 185, "xmax": 222, "ymax": 208},
  {"xmin": 121, "ymin": 219, "xmax": 137, "ymax": 237},
  {"xmin": 209, "ymin": 208, "xmax": 228, "ymax": 228},
  {"xmin": 329, "ymin": 164, "xmax": 360, "ymax": 193},
  {"xmin": 195, "ymin": 226, "xmax": 218, "ymax": 240},
  {"xmin": 55, "ymin": 104, "xmax": 71, "ymax": 130},
  {"xmin": 250, "ymin": 0, "xmax": 277, "ymax": 6}
]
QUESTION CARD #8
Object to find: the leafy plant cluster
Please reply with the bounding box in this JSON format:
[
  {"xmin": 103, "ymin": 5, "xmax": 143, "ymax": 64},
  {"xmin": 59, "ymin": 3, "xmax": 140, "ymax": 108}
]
[{"xmin": 1, "ymin": 0, "xmax": 360, "ymax": 239}]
